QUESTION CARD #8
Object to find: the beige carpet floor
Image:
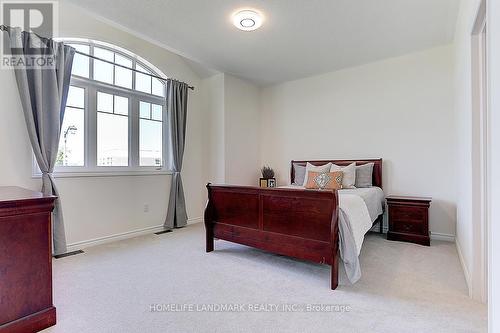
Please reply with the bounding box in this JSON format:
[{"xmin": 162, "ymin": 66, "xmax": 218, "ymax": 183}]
[{"xmin": 42, "ymin": 223, "xmax": 487, "ymax": 333}]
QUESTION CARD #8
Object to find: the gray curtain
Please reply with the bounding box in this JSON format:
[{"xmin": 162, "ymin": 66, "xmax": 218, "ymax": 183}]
[
  {"xmin": 5, "ymin": 27, "xmax": 75, "ymax": 255},
  {"xmin": 164, "ymin": 80, "xmax": 189, "ymax": 229}
]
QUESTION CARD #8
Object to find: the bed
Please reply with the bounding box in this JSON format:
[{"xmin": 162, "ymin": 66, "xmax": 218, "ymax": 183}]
[{"xmin": 204, "ymin": 159, "xmax": 384, "ymax": 290}]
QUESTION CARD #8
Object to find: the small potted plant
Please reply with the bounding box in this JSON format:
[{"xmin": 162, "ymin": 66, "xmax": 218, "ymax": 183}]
[{"xmin": 260, "ymin": 166, "xmax": 276, "ymax": 188}]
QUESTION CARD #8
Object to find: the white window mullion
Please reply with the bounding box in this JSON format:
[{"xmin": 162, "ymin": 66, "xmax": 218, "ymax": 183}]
[
  {"xmin": 87, "ymin": 86, "xmax": 98, "ymax": 169},
  {"xmin": 84, "ymin": 85, "xmax": 90, "ymax": 168},
  {"xmin": 130, "ymin": 97, "xmax": 139, "ymax": 168},
  {"xmin": 89, "ymin": 44, "xmax": 94, "ymax": 81},
  {"xmin": 132, "ymin": 59, "xmax": 136, "ymax": 91}
]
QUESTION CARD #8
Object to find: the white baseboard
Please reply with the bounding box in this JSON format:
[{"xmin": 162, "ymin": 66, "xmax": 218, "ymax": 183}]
[
  {"xmin": 66, "ymin": 217, "xmax": 203, "ymax": 252},
  {"xmin": 187, "ymin": 217, "xmax": 203, "ymax": 225},
  {"xmin": 369, "ymin": 225, "xmax": 388, "ymax": 233},
  {"xmin": 66, "ymin": 225, "xmax": 164, "ymax": 252},
  {"xmin": 430, "ymin": 232, "xmax": 455, "ymax": 242},
  {"xmin": 370, "ymin": 226, "xmax": 455, "ymax": 242},
  {"xmin": 455, "ymin": 238, "xmax": 472, "ymax": 297}
]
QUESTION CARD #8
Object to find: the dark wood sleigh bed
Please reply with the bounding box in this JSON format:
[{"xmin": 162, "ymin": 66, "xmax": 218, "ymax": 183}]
[{"xmin": 204, "ymin": 159, "xmax": 383, "ymax": 290}]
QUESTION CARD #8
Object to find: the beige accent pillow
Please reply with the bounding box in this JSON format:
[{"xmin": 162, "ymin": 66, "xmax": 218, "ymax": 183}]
[
  {"xmin": 305, "ymin": 171, "xmax": 343, "ymax": 190},
  {"xmin": 302, "ymin": 162, "xmax": 332, "ymax": 186},
  {"xmin": 330, "ymin": 162, "xmax": 356, "ymax": 188}
]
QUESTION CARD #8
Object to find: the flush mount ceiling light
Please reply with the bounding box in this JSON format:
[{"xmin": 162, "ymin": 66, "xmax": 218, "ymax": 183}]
[{"xmin": 232, "ymin": 9, "xmax": 263, "ymax": 31}]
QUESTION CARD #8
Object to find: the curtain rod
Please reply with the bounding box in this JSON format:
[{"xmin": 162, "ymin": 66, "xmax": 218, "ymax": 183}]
[{"xmin": 0, "ymin": 24, "xmax": 194, "ymax": 91}]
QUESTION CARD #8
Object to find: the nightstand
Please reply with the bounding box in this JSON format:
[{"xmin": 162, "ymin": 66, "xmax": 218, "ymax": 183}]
[{"xmin": 386, "ymin": 196, "xmax": 432, "ymax": 246}]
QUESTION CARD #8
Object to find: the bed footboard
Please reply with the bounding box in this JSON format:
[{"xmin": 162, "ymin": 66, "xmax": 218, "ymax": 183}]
[{"xmin": 204, "ymin": 183, "xmax": 340, "ymax": 290}]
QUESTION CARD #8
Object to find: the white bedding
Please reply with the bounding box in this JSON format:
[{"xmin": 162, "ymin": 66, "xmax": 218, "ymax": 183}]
[
  {"xmin": 339, "ymin": 187, "xmax": 385, "ymax": 222},
  {"xmin": 278, "ymin": 185, "xmax": 385, "ymax": 283}
]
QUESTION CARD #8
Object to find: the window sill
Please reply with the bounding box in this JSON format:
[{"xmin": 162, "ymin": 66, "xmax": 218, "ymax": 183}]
[{"xmin": 32, "ymin": 170, "xmax": 173, "ymax": 179}]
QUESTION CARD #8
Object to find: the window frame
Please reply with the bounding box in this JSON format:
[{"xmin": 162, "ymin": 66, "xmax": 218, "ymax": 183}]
[{"xmin": 33, "ymin": 40, "xmax": 170, "ymax": 178}]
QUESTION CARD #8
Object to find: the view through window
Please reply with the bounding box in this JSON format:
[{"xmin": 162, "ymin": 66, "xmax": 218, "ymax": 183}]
[{"xmin": 53, "ymin": 40, "xmax": 167, "ymax": 173}]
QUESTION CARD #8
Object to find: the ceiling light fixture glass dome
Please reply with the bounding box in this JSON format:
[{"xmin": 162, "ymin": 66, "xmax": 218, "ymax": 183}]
[{"xmin": 232, "ymin": 10, "xmax": 263, "ymax": 31}]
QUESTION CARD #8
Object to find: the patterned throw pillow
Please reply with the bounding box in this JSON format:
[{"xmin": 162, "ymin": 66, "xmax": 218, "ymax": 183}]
[
  {"xmin": 302, "ymin": 162, "xmax": 332, "ymax": 186},
  {"xmin": 305, "ymin": 171, "xmax": 343, "ymax": 190}
]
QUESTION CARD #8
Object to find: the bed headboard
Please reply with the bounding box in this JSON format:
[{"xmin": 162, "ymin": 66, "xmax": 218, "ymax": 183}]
[{"xmin": 290, "ymin": 159, "xmax": 383, "ymax": 189}]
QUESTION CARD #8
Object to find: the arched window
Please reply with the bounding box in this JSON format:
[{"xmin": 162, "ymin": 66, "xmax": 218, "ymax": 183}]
[{"xmin": 53, "ymin": 39, "xmax": 168, "ymax": 175}]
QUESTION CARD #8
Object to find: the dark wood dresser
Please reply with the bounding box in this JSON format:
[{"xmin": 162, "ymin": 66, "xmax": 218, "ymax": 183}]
[
  {"xmin": 0, "ymin": 187, "xmax": 57, "ymax": 333},
  {"xmin": 386, "ymin": 195, "xmax": 432, "ymax": 246}
]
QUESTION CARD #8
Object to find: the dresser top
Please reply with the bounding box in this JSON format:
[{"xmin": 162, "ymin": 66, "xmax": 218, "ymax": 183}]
[
  {"xmin": 386, "ymin": 195, "xmax": 432, "ymax": 203},
  {"xmin": 0, "ymin": 186, "xmax": 56, "ymax": 203}
]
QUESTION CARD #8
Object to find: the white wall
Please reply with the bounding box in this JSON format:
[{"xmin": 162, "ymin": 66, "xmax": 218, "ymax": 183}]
[
  {"xmin": 487, "ymin": 0, "xmax": 500, "ymax": 330},
  {"xmin": 453, "ymin": 0, "xmax": 483, "ymax": 301},
  {"xmin": 0, "ymin": 2, "xmax": 207, "ymax": 248},
  {"xmin": 200, "ymin": 73, "xmax": 261, "ymax": 186},
  {"xmin": 260, "ymin": 45, "xmax": 456, "ymax": 237},
  {"xmin": 224, "ymin": 75, "xmax": 261, "ymax": 185},
  {"xmin": 201, "ymin": 73, "xmax": 225, "ymax": 184}
]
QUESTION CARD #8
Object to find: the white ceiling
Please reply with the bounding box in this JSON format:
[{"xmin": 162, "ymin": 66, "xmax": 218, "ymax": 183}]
[{"xmin": 65, "ymin": 0, "xmax": 459, "ymax": 85}]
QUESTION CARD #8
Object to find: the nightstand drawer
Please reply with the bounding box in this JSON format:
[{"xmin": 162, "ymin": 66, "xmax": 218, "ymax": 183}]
[
  {"xmin": 391, "ymin": 219, "xmax": 424, "ymax": 234},
  {"xmin": 389, "ymin": 205, "xmax": 426, "ymax": 222}
]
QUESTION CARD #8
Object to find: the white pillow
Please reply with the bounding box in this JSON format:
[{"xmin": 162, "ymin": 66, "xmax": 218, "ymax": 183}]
[
  {"xmin": 302, "ymin": 162, "xmax": 332, "ymax": 186},
  {"xmin": 330, "ymin": 163, "xmax": 356, "ymax": 189}
]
